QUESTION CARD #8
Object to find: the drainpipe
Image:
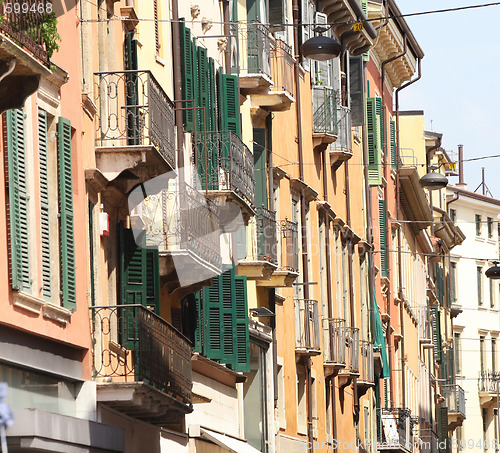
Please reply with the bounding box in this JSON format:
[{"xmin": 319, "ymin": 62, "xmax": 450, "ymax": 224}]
[
  {"xmin": 171, "ymin": 0, "xmax": 185, "ymax": 179},
  {"xmin": 380, "ymin": 35, "xmax": 407, "ymax": 408},
  {"xmin": 292, "ymin": 0, "xmax": 313, "ymax": 448},
  {"xmin": 395, "ymin": 57, "xmax": 422, "ymax": 410}
]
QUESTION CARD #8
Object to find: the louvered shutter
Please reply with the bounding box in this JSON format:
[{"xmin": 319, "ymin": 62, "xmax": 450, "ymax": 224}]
[
  {"xmin": 361, "ymin": 0, "xmax": 370, "ymax": 62},
  {"xmin": 6, "ymin": 109, "xmax": 30, "ymax": 291},
  {"xmin": 432, "ymin": 305, "xmax": 443, "ymax": 364},
  {"xmin": 180, "ymin": 20, "xmax": 195, "ymax": 132},
  {"xmin": 39, "ymin": 109, "xmax": 51, "ymax": 299},
  {"xmin": 146, "ymin": 248, "xmax": 160, "ymax": 314},
  {"xmin": 233, "ymin": 275, "xmax": 250, "ymax": 372},
  {"xmin": 221, "ymin": 267, "xmax": 236, "ymax": 363},
  {"xmin": 313, "ymin": 13, "xmax": 329, "ymax": 86},
  {"xmin": 349, "ymin": 56, "xmax": 364, "ymax": 127},
  {"xmin": 269, "ymin": 0, "xmax": 285, "ymax": 32},
  {"xmin": 120, "ymin": 225, "xmax": 146, "ymax": 306},
  {"xmin": 208, "ymin": 57, "xmax": 217, "ymax": 133},
  {"xmin": 366, "ymin": 98, "xmax": 382, "ymax": 185},
  {"xmin": 253, "ymin": 128, "xmax": 267, "ymax": 208},
  {"xmin": 203, "ymin": 273, "xmax": 224, "ymax": 359},
  {"xmin": 390, "ymin": 119, "xmax": 397, "ymax": 170},
  {"xmin": 196, "ymin": 46, "xmax": 208, "ymax": 134},
  {"xmin": 58, "ymin": 117, "xmax": 76, "ymax": 310},
  {"xmin": 194, "ymin": 291, "xmax": 204, "ymax": 352},
  {"xmin": 438, "ymin": 405, "xmax": 449, "ymax": 452},
  {"xmin": 124, "ymin": 31, "xmax": 139, "ymax": 145},
  {"xmin": 219, "ymin": 73, "xmax": 240, "ymax": 136},
  {"xmin": 378, "ymin": 199, "xmax": 387, "ymax": 277},
  {"xmin": 301, "ymin": 0, "xmax": 313, "ymax": 72},
  {"xmin": 375, "ymin": 97, "xmax": 384, "ymax": 152}
]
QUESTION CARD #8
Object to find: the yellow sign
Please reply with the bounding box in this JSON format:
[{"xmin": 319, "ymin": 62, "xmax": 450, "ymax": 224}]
[
  {"xmin": 448, "ymin": 163, "xmax": 457, "ymax": 170},
  {"xmin": 353, "ymin": 22, "xmax": 364, "ymax": 31}
]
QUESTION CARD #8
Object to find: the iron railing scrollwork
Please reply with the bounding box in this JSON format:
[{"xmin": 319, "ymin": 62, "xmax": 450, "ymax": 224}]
[
  {"xmin": 95, "ymin": 70, "xmax": 176, "ymax": 169},
  {"xmin": 256, "ymin": 207, "xmax": 277, "ymax": 264},
  {"xmin": 295, "ymin": 299, "xmax": 320, "ymax": 352},
  {"xmin": 312, "ymin": 86, "xmax": 338, "ymax": 136},
  {"xmin": 442, "ymin": 384, "xmax": 465, "ymax": 417},
  {"xmin": 330, "ymin": 105, "xmax": 352, "ymax": 153},
  {"xmin": 0, "ymin": 0, "xmax": 50, "ymax": 64},
  {"xmin": 478, "ymin": 370, "xmax": 500, "ymax": 393},
  {"xmin": 377, "ymin": 407, "xmax": 414, "ymax": 452},
  {"xmin": 192, "ymin": 130, "xmax": 255, "ymax": 208},
  {"xmin": 90, "ymin": 305, "xmax": 192, "ymax": 406},
  {"xmin": 270, "ymin": 38, "xmax": 294, "ymax": 96},
  {"xmin": 239, "ymin": 21, "xmax": 272, "ymax": 78},
  {"xmin": 345, "ymin": 326, "xmax": 359, "ymax": 373},
  {"xmin": 281, "ymin": 219, "xmax": 299, "ymax": 272},
  {"xmin": 323, "ymin": 318, "xmax": 346, "ymax": 365},
  {"xmin": 360, "ymin": 339, "xmax": 374, "ymax": 382}
]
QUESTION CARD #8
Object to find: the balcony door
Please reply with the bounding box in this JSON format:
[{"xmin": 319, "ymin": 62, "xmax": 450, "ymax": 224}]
[{"xmin": 125, "ymin": 31, "xmax": 140, "ymax": 145}]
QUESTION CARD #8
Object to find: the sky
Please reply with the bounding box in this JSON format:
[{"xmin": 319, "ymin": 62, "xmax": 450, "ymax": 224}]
[{"xmin": 396, "ymin": 1, "xmax": 500, "ymax": 196}]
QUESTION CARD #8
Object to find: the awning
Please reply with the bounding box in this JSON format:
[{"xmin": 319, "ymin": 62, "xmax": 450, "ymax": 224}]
[
  {"xmin": 200, "ymin": 428, "xmax": 262, "ymax": 453},
  {"xmin": 372, "ymin": 282, "xmax": 390, "ymax": 379}
]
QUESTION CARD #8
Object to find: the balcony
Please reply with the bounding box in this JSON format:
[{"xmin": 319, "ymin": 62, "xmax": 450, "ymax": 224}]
[
  {"xmin": 240, "ymin": 207, "xmax": 278, "ymax": 282},
  {"xmin": 323, "ymin": 318, "xmax": 346, "ymax": 376},
  {"xmin": 358, "ymin": 339, "xmax": 375, "ymax": 394},
  {"xmin": 192, "ymin": 130, "xmax": 255, "ymax": 217},
  {"xmin": 0, "ymin": 0, "xmax": 52, "ymax": 112},
  {"xmin": 338, "ymin": 326, "xmax": 360, "ymax": 388},
  {"xmin": 90, "ymin": 305, "xmax": 193, "ymax": 425},
  {"xmin": 312, "ymin": 86, "xmax": 338, "ymax": 152},
  {"xmin": 478, "ymin": 371, "xmax": 500, "ymax": 406},
  {"xmin": 295, "ymin": 299, "xmax": 321, "ymax": 356},
  {"xmin": 130, "ymin": 182, "xmax": 221, "ymax": 294},
  {"xmin": 443, "ymin": 384, "xmax": 465, "ymax": 430},
  {"xmin": 329, "ymin": 105, "xmax": 352, "ymax": 169},
  {"xmin": 95, "ymin": 70, "xmax": 176, "ymax": 184},
  {"xmin": 238, "ymin": 22, "xmax": 273, "ymax": 94},
  {"xmin": 377, "ymin": 408, "xmax": 414, "ymax": 453},
  {"xmin": 250, "ymin": 39, "xmax": 295, "ymax": 112}
]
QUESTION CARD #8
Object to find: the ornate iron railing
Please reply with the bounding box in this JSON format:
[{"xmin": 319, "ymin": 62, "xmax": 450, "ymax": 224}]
[
  {"xmin": 323, "ymin": 318, "xmax": 346, "ymax": 365},
  {"xmin": 443, "ymin": 384, "xmax": 465, "ymax": 418},
  {"xmin": 478, "ymin": 370, "xmax": 500, "ymax": 393},
  {"xmin": 360, "ymin": 339, "xmax": 374, "ymax": 382},
  {"xmin": 345, "ymin": 326, "xmax": 359, "ymax": 373},
  {"xmin": 295, "ymin": 299, "xmax": 320, "ymax": 352},
  {"xmin": 0, "ymin": 0, "xmax": 50, "ymax": 64},
  {"xmin": 192, "ymin": 130, "xmax": 255, "ymax": 208},
  {"xmin": 239, "ymin": 21, "xmax": 271, "ymax": 78},
  {"xmin": 95, "ymin": 70, "xmax": 176, "ymax": 169},
  {"xmin": 281, "ymin": 219, "xmax": 299, "ymax": 272},
  {"xmin": 270, "ymin": 39, "xmax": 294, "ymax": 96},
  {"xmin": 312, "ymin": 86, "xmax": 337, "ymax": 136},
  {"xmin": 90, "ymin": 305, "xmax": 192, "ymax": 406},
  {"xmin": 330, "ymin": 105, "xmax": 352, "ymax": 153},
  {"xmin": 255, "ymin": 207, "xmax": 277, "ymax": 264},
  {"xmin": 132, "ymin": 183, "xmax": 221, "ymax": 270},
  {"xmin": 377, "ymin": 408, "xmax": 414, "ymax": 452}
]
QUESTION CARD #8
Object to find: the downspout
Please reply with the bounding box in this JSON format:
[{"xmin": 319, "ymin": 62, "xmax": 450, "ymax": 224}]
[
  {"xmin": 395, "ymin": 57, "xmax": 422, "ymax": 410},
  {"xmin": 292, "ymin": 0, "xmax": 313, "ymax": 448},
  {"xmin": 380, "ymin": 34, "xmax": 407, "ymax": 408}
]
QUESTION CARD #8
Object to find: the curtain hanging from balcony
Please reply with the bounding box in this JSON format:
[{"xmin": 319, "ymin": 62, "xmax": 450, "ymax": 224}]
[{"xmin": 372, "ymin": 283, "xmax": 390, "ymax": 378}]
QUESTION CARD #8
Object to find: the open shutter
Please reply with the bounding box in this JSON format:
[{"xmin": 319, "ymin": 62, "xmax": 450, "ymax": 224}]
[
  {"xmin": 39, "ymin": 109, "xmax": 51, "ymax": 300},
  {"xmin": 6, "ymin": 109, "xmax": 30, "ymax": 291},
  {"xmin": 437, "ymin": 405, "xmax": 449, "ymax": 452},
  {"xmin": 219, "ymin": 73, "xmax": 240, "ymax": 136},
  {"xmin": 301, "ymin": 0, "xmax": 313, "ymax": 72},
  {"xmin": 349, "ymin": 56, "xmax": 364, "ymax": 127},
  {"xmin": 253, "ymin": 128, "xmax": 267, "ymax": 208},
  {"xmin": 180, "ymin": 20, "xmax": 195, "ymax": 132},
  {"xmin": 432, "ymin": 305, "xmax": 443, "ymax": 364},
  {"xmin": 194, "ymin": 291, "xmax": 204, "ymax": 352},
  {"xmin": 269, "ymin": 0, "xmax": 285, "ymax": 32},
  {"xmin": 375, "ymin": 97, "xmax": 384, "ymax": 153},
  {"xmin": 378, "ymin": 200, "xmax": 387, "ymax": 277},
  {"xmin": 58, "ymin": 117, "xmax": 76, "ymax": 311},
  {"xmin": 207, "ymin": 57, "xmax": 217, "ymax": 133},
  {"xmin": 361, "ymin": 0, "xmax": 370, "ymax": 62},
  {"xmin": 146, "ymin": 248, "xmax": 160, "ymax": 314},
  {"xmin": 221, "ymin": 267, "xmax": 236, "ymax": 364},
  {"xmin": 124, "ymin": 31, "xmax": 139, "ymax": 145},
  {"xmin": 203, "ymin": 274, "xmax": 224, "ymax": 359},
  {"xmin": 196, "ymin": 46, "xmax": 208, "ymax": 134},
  {"xmin": 390, "ymin": 119, "xmax": 397, "ymax": 170},
  {"xmin": 120, "ymin": 225, "xmax": 146, "ymax": 306},
  {"xmin": 313, "ymin": 12, "xmax": 329, "ymax": 86},
  {"xmin": 366, "ymin": 98, "xmax": 382, "ymax": 185},
  {"xmin": 233, "ymin": 275, "xmax": 250, "ymax": 372}
]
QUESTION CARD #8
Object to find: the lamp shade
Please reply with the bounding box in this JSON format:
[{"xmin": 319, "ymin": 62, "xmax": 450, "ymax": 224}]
[
  {"xmin": 419, "ymin": 172, "xmax": 448, "ymax": 190},
  {"xmin": 486, "ymin": 262, "xmax": 500, "ymax": 279},
  {"xmin": 301, "ymin": 35, "xmax": 342, "ymax": 61}
]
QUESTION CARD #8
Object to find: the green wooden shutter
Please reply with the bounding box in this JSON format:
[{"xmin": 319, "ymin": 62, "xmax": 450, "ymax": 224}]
[
  {"xmin": 432, "ymin": 305, "xmax": 443, "ymax": 364},
  {"xmin": 208, "ymin": 57, "xmax": 218, "ymax": 133},
  {"xmin": 120, "ymin": 225, "xmax": 146, "ymax": 306},
  {"xmin": 378, "ymin": 199, "xmax": 387, "ymax": 277},
  {"xmin": 376, "ymin": 97, "xmax": 384, "ymax": 153},
  {"xmin": 366, "ymin": 98, "xmax": 382, "ymax": 186},
  {"xmin": 58, "ymin": 117, "xmax": 76, "ymax": 310},
  {"xmin": 233, "ymin": 275, "xmax": 250, "ymax": 372},
  {"xmin": 180, "ymin": 20, "xmax": 195, "ymax": 132},
  {"xmin": 361, "ymin": 0, "xmax": 370, "ymax": 62},
  {"xmin": 221, "ymin": 267, "xmax": 236, "ymax": 363},
  {"xmin": 125, "ymin": 31, "xmax": 139, "ymax": 145},
  {"xmin": 194, "ymin": 291, "xmax": 204, "ymax": 352},
  {"xmin": 196, "ymin": 46, "xmax": 208, "ymax": 135},
  {"xmin": 6, "ymin": 109, "xmax": 30, "ymax": 291},
  {"xmin": 145, "ymin": 248, "xmax": 160, "ymax": 314},
  {"xmin": 438, "ymin": 405, "xmax": 449, "ymax": 452},
  {"xmin": 253, "ymin": 128, "xmax": 267, "ymax": 208},
  {"xmin": 203, "ymin": 273, "xmax": 224, "ymax": 359},
  {"xmin": 390, "ymin": 119, "xmax": 397, "ymax": 170},
  {"xmin": 39, "ymin": 109, "xmax": 51, "ymax": 300},
  {"xmin": 219, "ymin": 73, "xmax": 240, "ymax": 136}
]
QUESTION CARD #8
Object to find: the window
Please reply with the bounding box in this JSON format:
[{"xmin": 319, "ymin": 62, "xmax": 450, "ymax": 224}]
[
  {"xmin": 480, "ymin": 336, "xmax": 486, "ymax": 374},
  {"xmin": 379, "ymin": 199, "xmax": 388, "ymax": 277},
  {"xmin": 451, "ymin": 262, "xmax": 457, "ymax": 304},
  {"xmin": 476, "ymin": 214, "xmax": 482, "ymax": 236},
  {"xmin": 494, "ymin": 410, "xmax": 499, "ymax": 452},
  {"xmin": 488, "ymin": 217, "xmax": 494, "ymax": 238},
  {"xmin": 483, "ymin": 408, "xmax": 488, "ymax": 448},
  {"xmin": 478, "ymin": 266, "xmax": 484, "ymax": 306},
  {"xmin": 297, "ymin": 365, "xmax": 307, "ymax": 434},
  {"xmin": 454, "ymin": 332, "xmax": 461, "ymax": 375},
  {"xmin": 491, "ymin": 278, "xmax": 496, "ymax": 309},
  {"xmin": 493, "ymin": 338, "xmax": 497, "ymax": 373}
]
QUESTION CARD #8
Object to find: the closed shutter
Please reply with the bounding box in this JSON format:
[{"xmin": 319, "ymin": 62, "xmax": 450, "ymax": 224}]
[
  {"xmin": 375, "ymin": 97, "xmax": 384, "ymax": 153},
  {"xmin": 437, "ymin": 405, "xmax": 449, "ymax": 452},
  {"xmin": 253, "ymin": 128, "xmax": 267, "ymax": 208},
  {"xmin": 269, "ymin": 0, "xmax": 285, "ymax": 32},
  {"xmin": 366, "ymin": 98, "xmax": 382, "ymax": 185},
  {"xmin": 196, "ymin": 46, "xmax": 208, "ymax": 134},
  {"xmin": 145, "ymin": 248, "xmax": 160, "ymax": 314},
  {"xmin": 219, "ymin": 73, "xmax": 240, "ymax": 136},
  {"xmin": 390, "ymin": 119, "xmax": 397, "ymax": 169},
  {"xmin": 378, "ymin": 199, "xmax": 387, "ymax": 277},
  {"xmin": 39, "ymin": 109, "xmax": 51, "ymax": 299},
  {"xmin": 194, "ymin": 291, "xmax": 204, "ymax": 352},
  {"xmin": 58, "ymin": 117, "xmax": 76, "ymax": 310},
  {"xmin": 180, "ymin": 20, "xmax": 195, "ymax": 132},
  {"xmin": 432, "ymin": 305, "xmax": 443, "ymax": 364},
  {"xmin": 233, "ymin": 275, "xmax": 250, "ymax": 372},
  {"xmin": 124, "ymin": 31, "xmax": 139, "ymax": 145},
  {"xmin": 313, "ymin": 12, "xmax": 329, "ymax": 87},
  {"xmin": 5, "ymin": 109, "xmax": 30, "ymax": 291},
  {"xmin": 204, "ymin": 273, "xmax": 224, "ymax": 359},
  {"xmin": 207, "ymin": 57, "xmax": 217, "ymax": 133},
  {"xmin": 120, "ymin": 225, "xmax": 146, "ymax": 306},
  {"xmin": 349, "ymin": 56, "xmax": 364, "ymax": 127},
  {"xmin": 221, "ymin": 267, "xmax": 236, "ymax": 363},
  {"xmin": 301, "ymin": 0, "xmax": 313, "ymax": 72},
  {"xmin": 361, "ymin": 0, "xmax": 370, "ymax": 61}
]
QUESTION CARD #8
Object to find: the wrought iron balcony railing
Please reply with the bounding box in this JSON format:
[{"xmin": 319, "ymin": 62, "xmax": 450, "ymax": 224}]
[
  {"xmin": 270, "ymin": 39, "xmax": 294, "ymax": 96},
  {"xmin": 478, "ymin": 370, "xmax": 500, "ymax": 393},
  {"xmin": 323, "ymin": 318, "xmax": 346, "ymax": 365},
  {"xmin": 255, "ymin": 207, "xmax": 278, "ymax": 264},
  {"xmin": 95, "ymin": 70, "xmax": 176, "ymax": 169},
  {"xmin": 131, "ymin": 183, "xmax": 221, "ymax": 271},
  {"xmin": 377, "ymin": 408, "xmax": 414, "ymax": 452},
  {"xmin": 90, "ymin": 305, "xmax": 192, "ymax": 406},
  {"xmin": 281, "ymin": 219, "xmax": 299, "ymax": 272},
  {"xmin": 295, "ymin": 299, "xmax": 321, "ymax": 353},
  {"xmin": 360, "ymin": 339, "xmax": 374, "ymax": 383},
  {"xmin": 330, "ymin": 105, "xmax": 352, "ymax": 153},
  {"xmin": 238, "ymin": 21, "xmax": 272, "ymax": 78},
  {"xmin": 312, "ymin": 86, "xmax": 338, "ymax": 136},
  {"xmin": 443, "ymin": 384, "xmax": 465, "ymax": 418},
  {"xmin": 193, "ymin": 130, "xmax": 255, "ymax": 208},
  {"xmin": 345, "ymin": 326, "xmax": 360, "ymax": 373},
  {"xmin": 0, "ymin": 0, "xmax": 50, "ymax": 64}
]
